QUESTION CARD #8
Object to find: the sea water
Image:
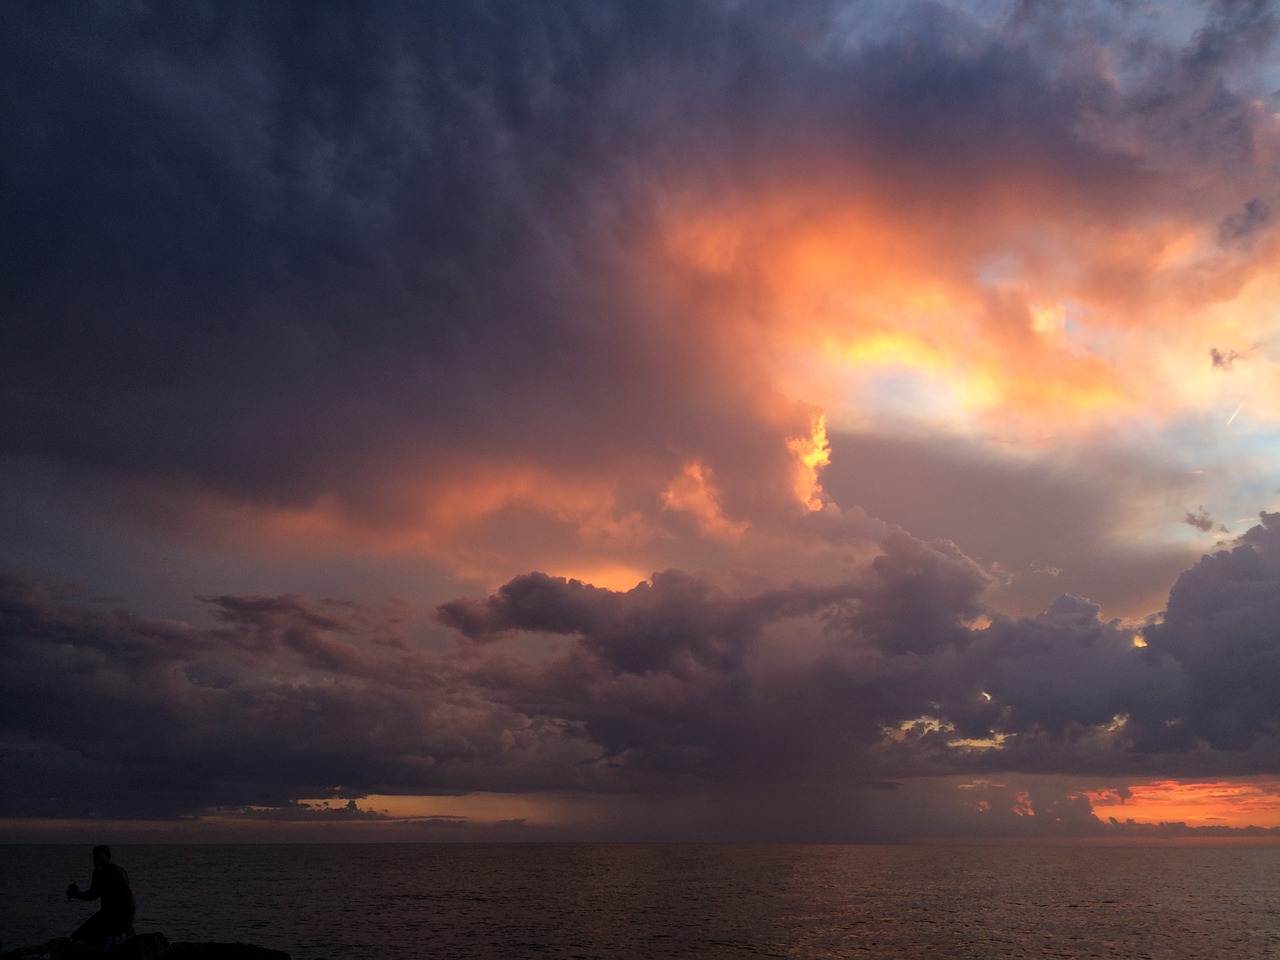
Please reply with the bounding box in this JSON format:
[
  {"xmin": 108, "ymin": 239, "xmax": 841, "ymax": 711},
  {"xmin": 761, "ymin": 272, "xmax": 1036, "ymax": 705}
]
[{"xmin": 3, "ymin": 843, "xmax": 1280, "ymax": 959}]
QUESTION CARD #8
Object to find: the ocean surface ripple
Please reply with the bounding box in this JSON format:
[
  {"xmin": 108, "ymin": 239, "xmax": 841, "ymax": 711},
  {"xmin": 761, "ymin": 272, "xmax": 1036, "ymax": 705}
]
[{"xmin": 4, "ymin": 843, "xmax": 1279, "ymax": 959}]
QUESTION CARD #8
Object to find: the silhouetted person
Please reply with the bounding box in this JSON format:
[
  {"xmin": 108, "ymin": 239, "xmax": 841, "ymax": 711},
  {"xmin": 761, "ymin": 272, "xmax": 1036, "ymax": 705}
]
[{"xmin": 67, "ymin": 845, "xmax": 136, "ymax": 953}]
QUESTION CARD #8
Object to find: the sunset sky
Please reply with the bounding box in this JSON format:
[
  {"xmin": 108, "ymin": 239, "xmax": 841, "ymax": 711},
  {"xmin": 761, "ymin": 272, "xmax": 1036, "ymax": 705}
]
[{"xmin": 3, "ymin": 0, "xmax": 1280, "ymax": 842}]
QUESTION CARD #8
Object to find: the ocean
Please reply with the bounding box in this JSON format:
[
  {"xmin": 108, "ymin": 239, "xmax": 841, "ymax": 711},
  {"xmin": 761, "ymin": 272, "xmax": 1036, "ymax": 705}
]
[{"xmin": 3, "ymin": 843, "xmax": 1279, "ymax": 959}]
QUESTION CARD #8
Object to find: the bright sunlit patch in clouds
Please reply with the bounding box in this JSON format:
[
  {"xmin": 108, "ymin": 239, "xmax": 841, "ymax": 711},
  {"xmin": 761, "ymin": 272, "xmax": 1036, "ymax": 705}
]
[
  {"xmin": 1030, "ymin": 302, "xmax": 1066, "ymax": 340},
  {"xmin": 658, "ymin": 172, "xmax": 1280, "ymax": 454},
  {"xmin": 786, "ymin": 414, "xmax": 831, "ymax": 512},
  {"xmin": 546, "ymin": 564, "xmax": 650, "ymax": 594},
  {"xmin": 661, "ymin": 197, "xmax": 1118, "ymax": 443}
]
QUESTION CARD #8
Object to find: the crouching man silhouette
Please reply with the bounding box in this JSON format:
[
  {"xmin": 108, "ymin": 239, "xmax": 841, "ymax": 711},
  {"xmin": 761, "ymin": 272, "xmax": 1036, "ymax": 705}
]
[{"xmin": 67, "ymin": 845, "xmax": 136, "ymax": 954}]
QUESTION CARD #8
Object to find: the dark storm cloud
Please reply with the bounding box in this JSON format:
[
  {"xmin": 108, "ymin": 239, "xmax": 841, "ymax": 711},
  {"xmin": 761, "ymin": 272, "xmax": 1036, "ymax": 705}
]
[
  {"xmin": 2, "ymin": 0, "xmax": 864, "ymax": 522},
  {"xmin": 0, "ymin": 0, "xmax": 643, "ymax": 507},
  {"xmin": 0, "ymin": 533, "xmax": 958, "ymax": 817},
  {"xmin": 958, "ymin": 516, "xmax": 1280, "ymax": 776},
  {"xmin": 0, "ymin": 570, "xmax": 592, "ymax": 818},
  {"xmin": 432, "ymin": 514, "xmax": 1280, "ymax": 791},
  {"xmin": 4, "ymin": 0, "xmax": 1263, "ymax": 524},
  {"xmin": 439, "ymin": 568, "xmax": 863, "ymax": 671},
  {"xmin": 1140, "ymin": 512, "xmax": 1280, "ymax": 756},
  {"xmin": 4, "ymin": 517, "xmax": 1279, "ymax": 824}
]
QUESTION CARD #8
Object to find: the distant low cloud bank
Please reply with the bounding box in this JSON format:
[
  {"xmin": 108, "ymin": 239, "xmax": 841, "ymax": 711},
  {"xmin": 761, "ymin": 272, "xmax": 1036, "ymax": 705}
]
[{"xmin": 2, "ymin": 515, "xmax": 1278, "ymax": 838}]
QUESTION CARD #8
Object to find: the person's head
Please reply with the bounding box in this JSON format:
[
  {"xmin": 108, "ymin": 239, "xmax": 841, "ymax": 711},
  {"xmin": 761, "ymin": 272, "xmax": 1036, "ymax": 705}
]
[{"xmin": 92, "ymin": 845, "xmax": 111, "ymax": 867}]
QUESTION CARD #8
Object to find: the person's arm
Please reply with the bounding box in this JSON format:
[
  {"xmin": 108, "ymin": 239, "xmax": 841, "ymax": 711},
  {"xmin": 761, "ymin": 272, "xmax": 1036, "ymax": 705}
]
[{"xmin": 66, "ymin": 877, "xmax": 100, "ymax": 901}]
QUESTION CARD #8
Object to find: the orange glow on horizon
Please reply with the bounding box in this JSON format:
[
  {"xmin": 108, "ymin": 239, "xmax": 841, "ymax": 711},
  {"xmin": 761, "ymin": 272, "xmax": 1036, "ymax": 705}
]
[
  {"xmin": 1086, "ymin": 779, "xmax": 1280, "ymax": 829},
  {"xmin": 295, "ymin": 792, "xmax": 589, "ymax": 827}
]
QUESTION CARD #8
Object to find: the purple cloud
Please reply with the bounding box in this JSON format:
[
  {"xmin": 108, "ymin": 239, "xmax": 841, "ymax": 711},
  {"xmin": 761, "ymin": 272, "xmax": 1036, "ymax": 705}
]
[{"xmin": 2, "ymin": 516, "xmax": 1277, "ymax": 836}]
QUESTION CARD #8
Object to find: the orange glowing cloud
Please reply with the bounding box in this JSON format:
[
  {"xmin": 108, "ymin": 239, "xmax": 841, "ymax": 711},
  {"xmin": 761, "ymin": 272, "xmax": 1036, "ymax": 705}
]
[
  {"xmin": 222, "ymin": 460, "xmax": 663, "ymax": 586},
  {"xmin": 655, "ymin": 170, "xmax": 1280, "ymax": 445},
  {"xmin": 248, "ymin": 464, "xmax": 642, "ymax": 546},
  {"xmin": 786, "ymin": 413, "xmax": 830, "ymax": 512},
  {"xmin": 661, "ymin": 460, "xmax": 748, "ymax": 539}
]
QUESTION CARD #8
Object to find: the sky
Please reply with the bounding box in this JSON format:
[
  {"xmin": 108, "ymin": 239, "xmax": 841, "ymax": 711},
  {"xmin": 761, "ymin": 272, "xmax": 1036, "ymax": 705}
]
[{"xmin": 3, "ymin": 0, "xmax": 1280, "ymax": 843}]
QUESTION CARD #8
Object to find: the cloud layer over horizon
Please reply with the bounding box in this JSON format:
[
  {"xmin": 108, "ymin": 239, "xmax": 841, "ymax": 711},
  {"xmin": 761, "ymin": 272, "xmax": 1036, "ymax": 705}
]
[{"xmin": 4, "ymin": 514, "xmax": 1280, "ymax": 839}]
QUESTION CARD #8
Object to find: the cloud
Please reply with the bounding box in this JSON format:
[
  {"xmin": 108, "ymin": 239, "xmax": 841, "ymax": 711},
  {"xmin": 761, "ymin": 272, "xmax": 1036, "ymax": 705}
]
[
  {"xmin": 0, "ymin": 571, "xmax": 600, "ymax": 818},
  {"xmin": 821, "ymin": 429, "xmax": 1205, "ymax": 617},
  {"xmin": 2, "ymin": 1, "xmax": 1280, "ymax": 840},
  {"xmin": 1219, "ymin": 198, "xmax": 1272, "ymax": 246},
  {"xmin": 433, "ymin": 513, "xmax": 1280, "ymax": 800},
  {"xmin": 1139, "ymin": 512, "xmax": 1280, "ymax": 754},
  {"xmin": 2, "ymin": 514, "xmax": 1279, "ymax": 837},
  {"xmin": 209, "ymin": 798, "xmax": 395, "ymax": 823},
  {"xmin": 1210, "ymin": 345, "xmax": 1258, "ymax": 369},
  {"xmin": 3, "ymin": 0, "xmax": 1277, "ymax": 569},
  {"xmin": 1184, "ymin": 506, "xmax": 1217, "ymax": 532}
]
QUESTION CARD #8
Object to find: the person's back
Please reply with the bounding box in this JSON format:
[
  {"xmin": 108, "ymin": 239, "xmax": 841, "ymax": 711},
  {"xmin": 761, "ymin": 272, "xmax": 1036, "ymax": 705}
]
[{"xmin": 91, "ymin": 860, "xmax": 136, "ymax": 933}]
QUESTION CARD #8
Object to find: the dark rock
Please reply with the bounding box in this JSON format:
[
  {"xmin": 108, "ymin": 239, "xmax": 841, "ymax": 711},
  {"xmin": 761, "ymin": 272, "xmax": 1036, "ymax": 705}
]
[
  {"xmin": 112, "ymin": 935, "xmax": 170, "ymax": 960},
  {"xmin": 165, "ymin": 947, "xmax": 289, "ymax": 960},
  {"xmin": 0, "ymin": 939, "xmax": 289, "ymax": 960},
  {"xmin": 0, "ymin": 939, "xmax": 100, "ymax": 960}
]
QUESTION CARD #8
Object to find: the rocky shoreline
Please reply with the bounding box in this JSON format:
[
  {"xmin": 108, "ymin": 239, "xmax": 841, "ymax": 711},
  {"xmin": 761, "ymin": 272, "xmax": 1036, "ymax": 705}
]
[{"xmin": 0, "ymin": 935, "xmax": 290, "ymax": 960}]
